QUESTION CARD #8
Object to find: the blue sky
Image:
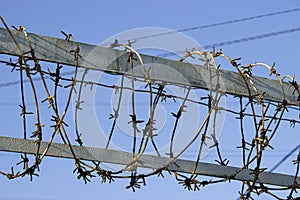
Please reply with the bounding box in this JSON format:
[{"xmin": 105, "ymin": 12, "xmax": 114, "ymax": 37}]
[{"xmin": 0, "ymin": 0, "xmax": 300, "ymax": 199}]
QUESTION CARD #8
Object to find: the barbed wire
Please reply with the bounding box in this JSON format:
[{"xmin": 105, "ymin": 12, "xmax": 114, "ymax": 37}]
[{"xmin": 0, "ymin": 18, "xmax": 299, "ymax": 199}]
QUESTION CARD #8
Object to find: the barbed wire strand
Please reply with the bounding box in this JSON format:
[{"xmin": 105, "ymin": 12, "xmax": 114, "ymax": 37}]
[{"xmin": 0, "ymin": 18, "xmax": 299, "ymax": 198}]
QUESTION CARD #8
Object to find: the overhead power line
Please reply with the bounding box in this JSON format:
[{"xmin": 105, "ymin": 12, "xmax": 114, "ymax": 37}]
[
  {"xmin": 158, "ymin": 26, "xmax": 300, "ymax": 57},
  {"xmin": 110, "ymin": 7, "xmax": 300, "ymax": 44},
  {"xmin": 269, "ymin": 143, "xmax": 300, "ymax": 172},
  {"xmin": 203, "ymin": 26, "xmax": 300, "ymax": 49}
]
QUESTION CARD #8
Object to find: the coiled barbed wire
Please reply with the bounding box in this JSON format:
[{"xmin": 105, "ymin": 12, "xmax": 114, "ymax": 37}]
[{"xmin": 0, "ymin": 18, "xmax": 299, "ymax": 199}]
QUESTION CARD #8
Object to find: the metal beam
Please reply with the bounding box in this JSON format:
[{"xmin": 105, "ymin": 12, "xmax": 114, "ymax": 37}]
[
  {"xmin": 0, "ymin": 136, "xmax": 299, "ymax": 188},
  {"xmin": 0, "ymin": 27, "xmax": 298, "ymax": 105}
]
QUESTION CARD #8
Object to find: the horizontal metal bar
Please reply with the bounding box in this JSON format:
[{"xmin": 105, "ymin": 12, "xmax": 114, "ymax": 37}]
[
  {"xmin": 0, "ymin": 27, "xmax": 298, "ymax": 105},
  {"xmin": 0, "ymin": 136, "xmax": 298, "ymax": 188}
]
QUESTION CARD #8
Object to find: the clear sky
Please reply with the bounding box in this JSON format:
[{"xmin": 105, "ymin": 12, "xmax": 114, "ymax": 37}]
[{"xmin": 0, "ymin": 0, "xmax": 300, "ymax": 200}]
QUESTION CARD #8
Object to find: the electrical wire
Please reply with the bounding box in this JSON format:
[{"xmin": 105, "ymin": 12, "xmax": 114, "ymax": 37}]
[
  {"xmin": 158, "ymin": 26, "xmax": 300, "ymax": 57},
  {"xmin": 269, "ymin": 143, "xmax": 300, "ymax": 172},
  {"xmin": 102, "ymin": 7, "xmax": 300, "ymax": 45}
]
